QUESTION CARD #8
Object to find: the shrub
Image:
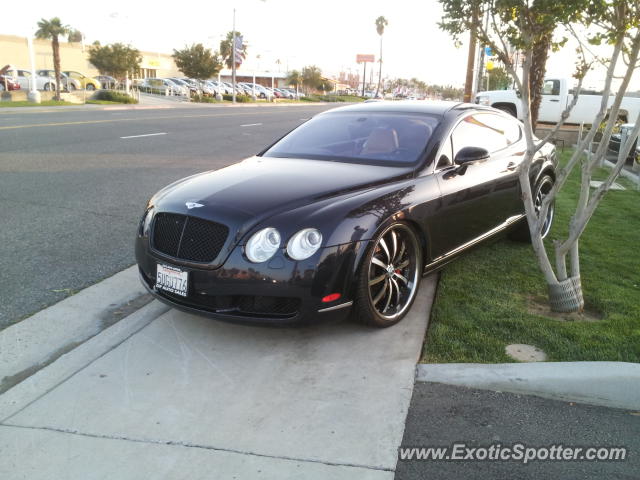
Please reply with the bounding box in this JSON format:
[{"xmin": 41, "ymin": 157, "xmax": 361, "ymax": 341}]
[
  {"xmin": 300, "ymin": 94, "xmax": 365, "ymax": 103},
  {"xmin": 92, "ymin": 90, "xmax": 138, "ymax": 104},
  {"xmin": 191, "ymin": 94, "xmax": 221, "ymax": 103},
  {"xmin": 222, "ymin": 94, "xmax": 252, "ymax": 102}
]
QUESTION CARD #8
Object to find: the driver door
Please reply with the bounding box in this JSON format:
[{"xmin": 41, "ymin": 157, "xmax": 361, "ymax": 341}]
[{"xmin": 428, "ymin": 113, "xmax": 523, "ymax": 258}]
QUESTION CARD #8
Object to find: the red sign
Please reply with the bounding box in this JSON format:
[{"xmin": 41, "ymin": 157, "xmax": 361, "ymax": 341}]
[{"xmin": 356, "ymin": 54, "xmax": 375, "ymax": 63}]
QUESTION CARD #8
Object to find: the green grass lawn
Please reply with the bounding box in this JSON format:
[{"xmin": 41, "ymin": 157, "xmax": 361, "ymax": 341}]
[
  {"xmin": 0, "ymin": 100, "xmax": 76, "ymax": 107},
  {"xmin": 422, "ymin": 151, "xmax": 640, "ymax": 363}
]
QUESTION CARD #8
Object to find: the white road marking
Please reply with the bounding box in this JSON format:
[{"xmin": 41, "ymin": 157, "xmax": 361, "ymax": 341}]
[
  {"xmin": 120, "ymin": 132, "xmax": 168, "ymax": 139},
  {"xmin": 240, "ymin": 123, "xmax": 262, "ymax": 127}
]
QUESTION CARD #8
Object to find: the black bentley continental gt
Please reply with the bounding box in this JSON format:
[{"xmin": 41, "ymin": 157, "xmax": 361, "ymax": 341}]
[{"xmin": 136, "ymin": 101, "xmax": 556, "ymax": 327}]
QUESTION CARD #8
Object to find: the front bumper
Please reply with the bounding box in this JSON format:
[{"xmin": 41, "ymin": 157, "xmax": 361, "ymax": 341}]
[{"xmin": 135, "ymin": 233, "xmax": 366, "ymax": 326}]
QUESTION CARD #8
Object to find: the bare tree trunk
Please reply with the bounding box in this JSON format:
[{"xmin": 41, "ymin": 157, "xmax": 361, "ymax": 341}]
[
  {"xmin": 52, "ymin": 36, "xmax": 61, "ymax": 101},
  {"xmin": 470, "ymin": 5, "xmax": 638, "ymax": 314},
  {"xmin": 529, "ymin": 34, "xmax": 551, "ymax": 130}
]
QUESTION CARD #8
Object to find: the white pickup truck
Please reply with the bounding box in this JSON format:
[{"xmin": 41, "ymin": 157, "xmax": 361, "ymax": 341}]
[{"xmin": 476, "ymin": 78, "xmax": 640, "ymax": 124}]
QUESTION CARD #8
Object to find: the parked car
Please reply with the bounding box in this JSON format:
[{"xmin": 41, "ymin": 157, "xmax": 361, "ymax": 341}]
[
  {"xmin": 283, "ymin": 88, "xmax": 300, "ymax": 99},
  {"xmin": 222, "ymin": 81, "xmax": 248, "ymax": 96},
  {"xmin": 476, "ymin": 77, "xmax": 640, "ymax": 124},
  {"xmin": 63, "ymin": 71, "xmax": 101, "ymax": 90},
  {"xmin": 236, "ymin": 83, "xmax": 253, "ymax": 95},
  {"xmin": 181, "ymin": 78, "xmax": 201, "ymax": 93},
  {"xmin": 239, "ymin": 82, "xmax": 265, "ymax": 98},
  {"xmin": 210, "ymin": 81, "xmax": 231, "ymax": 95},
  {"xmin": 14, "ymin": 69, "xmax": 57, "ymax": 91},
  {"xmin": 0, "ymin": 74, "xmax": 20, "ymax": 91},
  {"xmin": 135, "ymin": 101, "xmax": 556, "ymax": 328},
  {"xmin": 608, "ymin": 123, "xmax": 639, "ymax": 164},
  {"xmin": 95, "ymin": 75, "xmax": 119, "ymax": 89},
  {"xmin": 266, "ymin": 87, "xmax": 282, "ymax": 98},
  {"xmin": 201, "ymin": 81, "xmax": 218, "ymax": 96},
  {"xmin": 141, "ymin": 78, "xmax": 181, "ymax": 95},
  {"xmin": 164, "ymin": 78, "xmax": 189, "ymax": 96},
  {"xmin": 169, "ymin": 78, "xmax": 196, "ymax": 95},
  {"xmin": 276, "ymin": 88, "xmax": 294, "ymax": 99},
  {"xmin": 37, "ymin": 70, "xmax": 81, "ymax": 91}
]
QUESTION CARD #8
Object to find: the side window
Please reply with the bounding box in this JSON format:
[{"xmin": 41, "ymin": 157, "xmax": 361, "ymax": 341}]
[
  {"xmin": 481, "ymin": 114, "xmax": 522, "ymax": 146},
  {"xmin": 501, "ymin": 117, "xmax": 522, "ymax": 145},
  {"xmin": 542, "ymin": 79, "xmax": 560, "ymax": 96},
  {"xmin": 451, "ymin": 114, "xmax": 508, "ymax": 156}
]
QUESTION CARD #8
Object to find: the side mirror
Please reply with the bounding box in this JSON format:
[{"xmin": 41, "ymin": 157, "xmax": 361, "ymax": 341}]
[{"xmin": 454, "ymin": 146, "xmax": 490, "ymax": 166}]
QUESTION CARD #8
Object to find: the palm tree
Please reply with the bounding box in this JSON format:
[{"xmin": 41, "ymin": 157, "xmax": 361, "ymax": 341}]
[
  {"xmin": 374, "ymin": 16, "xmax": 388, "ymax": 97},
  {"xmin": 35, "ymin": 18, "xmax": 70, "ymax": 100}
]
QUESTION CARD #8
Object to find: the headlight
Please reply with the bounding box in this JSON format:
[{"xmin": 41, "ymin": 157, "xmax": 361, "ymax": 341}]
[
  {"xmin": 287, "ymin": 228, "xmax": 323, "ymax": 261},
  {"xmin": 245, "ymin": 227, "xmax": 281, "ymax": 263},
  {"xmin": 476, "ymin": 96, "xmax": 491, "ymax": 106}
]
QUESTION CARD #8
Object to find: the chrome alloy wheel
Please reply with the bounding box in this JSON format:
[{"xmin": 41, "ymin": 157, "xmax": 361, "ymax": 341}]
[
  {"xmin": 534, "ymin": 177, "xmax": 555, "ymax": 239},
  {"xmin": 367, "ymin": 224, "xmax": 420, "ymax": 321}
]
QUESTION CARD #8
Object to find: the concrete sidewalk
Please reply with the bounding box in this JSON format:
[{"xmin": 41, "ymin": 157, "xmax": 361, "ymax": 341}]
[{"xmin": 0, "ymin": 275, "xmax": 438, "ymax": 479}]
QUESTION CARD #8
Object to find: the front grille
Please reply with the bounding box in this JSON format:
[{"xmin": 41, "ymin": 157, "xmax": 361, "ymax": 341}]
[
  {"xmin": 152, "ymin": 212, "xmax": 228, "ymax": 263},
  {"xmin": 158, "ymin": 290, "xmax": 301, "ymax": 318}
]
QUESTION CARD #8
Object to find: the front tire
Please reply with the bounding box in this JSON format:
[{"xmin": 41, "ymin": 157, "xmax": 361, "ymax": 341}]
[
  {"xmin": 86, "ymin": 84, "xmax": 96, "ymax": 91},
  {"xmin": 354, "ymin": 223, "xmax": 422, "ymax": 328}
]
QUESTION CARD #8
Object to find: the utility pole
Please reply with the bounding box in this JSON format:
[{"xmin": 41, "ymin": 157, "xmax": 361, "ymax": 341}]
[
  {"xmin": 463, "ymin": 6, "xmax": 480, "ymax": 103},
  {"xmin": 232, "ymin": 8, "xmax": 236, "ymax": 104},
  {"xmin": 361, "ymin": 61, "xmax": 367, "ymax": 97}
]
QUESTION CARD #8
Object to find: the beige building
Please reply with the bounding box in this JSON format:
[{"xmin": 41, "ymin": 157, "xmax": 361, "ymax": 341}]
[
  {"xmin": 0, "ymin": 34, "xmax": 180, "ymax": 79},
  {"xmin": 1, "ymin": 34, "xmax": 301, "ymax": 86}
]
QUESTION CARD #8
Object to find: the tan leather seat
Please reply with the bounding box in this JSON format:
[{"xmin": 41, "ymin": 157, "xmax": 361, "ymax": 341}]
[{"xmin": 362, "ymin": 127, "xmax": 399, "ymax": 155}]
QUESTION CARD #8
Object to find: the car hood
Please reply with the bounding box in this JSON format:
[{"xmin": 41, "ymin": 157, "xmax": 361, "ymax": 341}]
[{"xmin": 150, "ymin": 156, "xmax": 414, "ymax": 237}]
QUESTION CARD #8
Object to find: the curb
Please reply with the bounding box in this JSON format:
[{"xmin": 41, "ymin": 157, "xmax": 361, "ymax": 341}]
[
  {"xmin": 0, "ymin": 266, "xmax": 146, "ymax": 393},
  {"xmin": 0, "ymin": 300, "xmax": 168, "ymax": 422},
  {"xmin": 416, "ymin": 362, "xmax": 640, "ymax": 410},
  {"xmin": 604, "ymin": 159, "xmax": 640, "ymax": 185}
]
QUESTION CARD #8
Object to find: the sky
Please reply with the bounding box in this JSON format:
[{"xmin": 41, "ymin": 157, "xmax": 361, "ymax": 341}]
[{"xmin": 8, "ymin": 0, "xmax": 640, "ymax": 91}]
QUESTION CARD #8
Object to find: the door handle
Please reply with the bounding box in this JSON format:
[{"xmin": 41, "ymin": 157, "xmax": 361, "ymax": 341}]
[
  {"xmin": 502, "ymin": 162, "xmax": 517, "ymax": 172},
  {"xmin": 550, "ymin": 99, "xmax": 560, "ymax": 102}
]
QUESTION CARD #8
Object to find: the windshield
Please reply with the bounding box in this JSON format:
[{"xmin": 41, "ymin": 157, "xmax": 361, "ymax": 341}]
[{"xmin": 263, "ymin": 111, "xmax": 440, "ymax": 166}]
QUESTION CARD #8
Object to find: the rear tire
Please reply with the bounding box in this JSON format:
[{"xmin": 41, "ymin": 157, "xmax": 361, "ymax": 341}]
[
  {"xmin": 353, "ymin": 223, "xmax": 422, "ymax": 328},
  {"xmin": 86, "ymin": 84, "xmax": 96, "ymax": 91},
  {"xmin": 509, "ymin": 175, "xmax": 555, "ymax": 242}
]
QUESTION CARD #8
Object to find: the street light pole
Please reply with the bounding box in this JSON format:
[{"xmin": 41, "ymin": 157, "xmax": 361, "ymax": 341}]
[
  {"xmin": 232, "ymin": 8, "xmax": 237, "ymax": 104},
  {"xmin": 27, "ymin": 36, "xmax": 41, "ymax": 103}
]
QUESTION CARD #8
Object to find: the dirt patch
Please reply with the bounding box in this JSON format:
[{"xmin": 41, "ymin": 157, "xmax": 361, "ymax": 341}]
[{"xmin": 527, "ymin": 295, "xmax": 603, "ymax": 322}]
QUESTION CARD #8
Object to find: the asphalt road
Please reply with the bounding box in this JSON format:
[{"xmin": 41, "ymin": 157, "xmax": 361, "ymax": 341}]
[
  {"xmin": 0, "ymin": 103, "xmax": 337, "ymax": 329},
  {"xmin": 396, "ymin": 382, "xmax": 640, "ymax": 480}
]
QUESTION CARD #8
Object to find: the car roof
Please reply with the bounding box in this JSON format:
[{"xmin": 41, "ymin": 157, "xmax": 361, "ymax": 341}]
[{"xmin": 323, "ymin": 100, "xmax": 488, "ymax": 116}]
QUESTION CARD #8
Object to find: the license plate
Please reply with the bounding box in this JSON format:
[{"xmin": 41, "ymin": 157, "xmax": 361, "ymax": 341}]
[{"xmin": 156, "ymin": 264, "xmax": 188, "ymax": 297}]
